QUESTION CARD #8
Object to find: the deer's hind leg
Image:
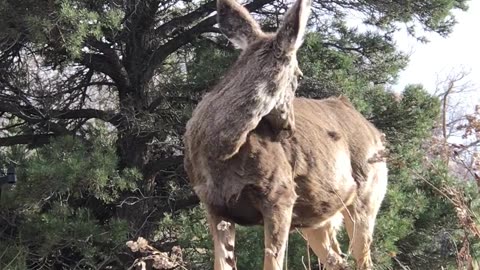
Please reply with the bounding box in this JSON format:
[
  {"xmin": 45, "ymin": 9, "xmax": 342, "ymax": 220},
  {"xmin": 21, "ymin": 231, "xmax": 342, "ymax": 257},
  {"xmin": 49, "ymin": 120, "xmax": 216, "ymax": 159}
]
[
  {"xmin": 207, "ymin": 211, "xmax": 237, "ymax": 270},
  {"xmin": 301, "ymin": 214, "xmax": 349, "ymax": 270},
  {"xmin": 342, "ymin": 161, "xmax": 388, "ymax": 270}
]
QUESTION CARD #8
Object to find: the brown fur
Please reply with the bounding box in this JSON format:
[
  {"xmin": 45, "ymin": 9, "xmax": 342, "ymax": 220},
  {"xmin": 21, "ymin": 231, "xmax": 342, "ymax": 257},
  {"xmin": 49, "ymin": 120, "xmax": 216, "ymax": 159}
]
[
  {"xmin": 184, "ymin": 35, "xmax": 298, "ymax": 161},
  {"xmin": 183, "ymin": 0, "xmax": 387, "ymax": 269},
  {"xmin": 186, "ymin": 97, "xmax": 383, "ymax": 226}
]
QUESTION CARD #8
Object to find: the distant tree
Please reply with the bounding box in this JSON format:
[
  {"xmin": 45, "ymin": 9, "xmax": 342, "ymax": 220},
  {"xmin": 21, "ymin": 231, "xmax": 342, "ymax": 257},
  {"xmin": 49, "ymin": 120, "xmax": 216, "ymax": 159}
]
[{"xmin": 431, "ymin": 71, "xmax": 479, "ymax": 182}]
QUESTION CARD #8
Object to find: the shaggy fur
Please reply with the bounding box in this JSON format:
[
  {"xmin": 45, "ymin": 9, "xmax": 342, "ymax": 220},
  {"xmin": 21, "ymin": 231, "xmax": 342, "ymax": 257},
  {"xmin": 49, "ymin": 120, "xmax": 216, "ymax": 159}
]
[{"xmin": 183, "ymin": 0, "xmax": 388, "ymax": 269}]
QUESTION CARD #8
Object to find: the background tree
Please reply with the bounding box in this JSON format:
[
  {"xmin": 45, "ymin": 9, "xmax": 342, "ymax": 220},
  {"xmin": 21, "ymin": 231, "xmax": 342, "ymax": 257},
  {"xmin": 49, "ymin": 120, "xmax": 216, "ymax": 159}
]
[{"xmin": 1, "ymin": 0, "xmax": 478, "ymax": 269}]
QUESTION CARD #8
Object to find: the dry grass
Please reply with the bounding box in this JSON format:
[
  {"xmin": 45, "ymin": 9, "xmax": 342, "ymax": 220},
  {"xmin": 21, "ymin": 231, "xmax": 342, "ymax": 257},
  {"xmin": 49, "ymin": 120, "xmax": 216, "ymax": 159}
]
[{"xmin": 126, "ymin": 237, "xmax": 186, "ymax": 270}]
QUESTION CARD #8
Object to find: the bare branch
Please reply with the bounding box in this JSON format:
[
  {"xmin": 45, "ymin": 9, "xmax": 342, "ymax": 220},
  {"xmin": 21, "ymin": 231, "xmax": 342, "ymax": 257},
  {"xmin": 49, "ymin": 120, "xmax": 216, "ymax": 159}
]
[
  {"xmin": 80, "ymin": 53, "xmax": 130, "ymax": 92},
  {"xmin": 0, "ymin": 102, "xmax": 120, "ymax": 125},
  {"xmin": 154, "ymin": 0, "xmax": 217, "ymax": 38},
  {"xmin": 149, "ymin": 0, "xmax": 272, "ymax": 68},
  {"xmin": 0, "ymin": 133, "xmax": 56, "ymax": 147}
]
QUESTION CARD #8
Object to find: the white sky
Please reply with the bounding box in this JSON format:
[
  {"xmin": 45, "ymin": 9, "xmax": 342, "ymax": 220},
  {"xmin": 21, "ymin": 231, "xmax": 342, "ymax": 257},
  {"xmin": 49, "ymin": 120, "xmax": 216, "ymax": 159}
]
[{"xmin": 392, "ymin": 0, "xmax": 480, "ymax": 106}]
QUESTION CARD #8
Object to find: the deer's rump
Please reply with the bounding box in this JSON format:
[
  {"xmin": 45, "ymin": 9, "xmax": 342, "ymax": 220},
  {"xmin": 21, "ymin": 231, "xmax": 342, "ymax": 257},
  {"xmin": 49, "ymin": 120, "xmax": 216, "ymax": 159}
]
[{"xmin": 191, "ymin": 97, "xmax": 384, "ymax": 227}]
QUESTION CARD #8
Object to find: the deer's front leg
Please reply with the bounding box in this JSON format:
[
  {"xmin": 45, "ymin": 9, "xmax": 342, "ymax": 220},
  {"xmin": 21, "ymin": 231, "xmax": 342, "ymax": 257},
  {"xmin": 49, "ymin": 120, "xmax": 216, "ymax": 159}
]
[
  {"xmin": 263, "ymin": 204, "xmax": 294, "ymax": 270},
  {"xmin": 207, "ymin": 212, "xmax": 237, "ymax": 270},
  {"xmin": 262, "ymin": 183, "xmax": 296, "ymax": 270}
]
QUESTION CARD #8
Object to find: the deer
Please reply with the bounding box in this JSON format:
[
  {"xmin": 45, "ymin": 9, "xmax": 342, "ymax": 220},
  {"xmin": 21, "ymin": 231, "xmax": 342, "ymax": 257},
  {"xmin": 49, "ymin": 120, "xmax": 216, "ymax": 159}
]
[{"xmin": 183, "ymin": 0, "xmax": 388, "ymax": 269}]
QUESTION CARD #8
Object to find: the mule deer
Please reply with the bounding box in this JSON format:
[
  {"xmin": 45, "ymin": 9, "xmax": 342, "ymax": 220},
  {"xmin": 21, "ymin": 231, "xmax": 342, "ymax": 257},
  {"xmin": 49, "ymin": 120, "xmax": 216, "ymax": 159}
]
[{"xmin": 183, "ymin": 0, "xmax": 388, "ymax": 269}]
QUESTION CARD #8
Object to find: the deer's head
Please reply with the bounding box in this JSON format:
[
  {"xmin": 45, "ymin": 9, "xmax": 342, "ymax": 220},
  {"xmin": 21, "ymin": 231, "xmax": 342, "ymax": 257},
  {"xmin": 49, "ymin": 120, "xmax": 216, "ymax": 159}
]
[{"xmin": 216, "ymin": 0, "xmax": 311, "ymax": 96}]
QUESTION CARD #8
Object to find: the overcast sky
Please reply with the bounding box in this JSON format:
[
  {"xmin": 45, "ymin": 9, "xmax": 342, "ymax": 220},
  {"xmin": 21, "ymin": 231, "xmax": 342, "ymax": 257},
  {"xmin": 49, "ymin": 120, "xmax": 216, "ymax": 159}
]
[{"xmin": 392, "ymin": 0, "xmax": 480, "ymax": 106}]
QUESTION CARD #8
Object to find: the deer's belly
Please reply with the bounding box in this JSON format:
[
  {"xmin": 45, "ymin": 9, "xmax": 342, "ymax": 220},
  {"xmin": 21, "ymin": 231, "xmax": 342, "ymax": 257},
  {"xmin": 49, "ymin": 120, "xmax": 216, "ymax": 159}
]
[
  {"xmin": 290, "ymin": 199, "xmax": 347, "ymax": 228},
  {"xmin": 207, "ymin": 178, "xmax": 356, "ymax": 229},
  {"xmin": 290, "ymin": 173, "xmax": 357, "ymax": 228},
  {"xmin": 208, "ymin": 185, "xmax": 264, "ymax": 226}
]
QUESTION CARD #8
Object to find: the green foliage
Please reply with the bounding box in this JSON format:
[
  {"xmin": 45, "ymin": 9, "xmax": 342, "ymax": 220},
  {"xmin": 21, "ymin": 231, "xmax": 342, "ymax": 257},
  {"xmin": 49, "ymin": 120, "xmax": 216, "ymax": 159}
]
[
  {"xmin": 0, "ymin": 0, "xmax": 477, "ymax": 268},
  {"xmin": 153, "ymin": 206, "xmax": 213, "ymax": 269},
  {"xmin": 236, "ymin": 227, "xmax": 318, "ymax": 269},
  {"xmin": 14, "ymin": 137, "xmax": 135, "ymax": 205},
  {"xmin": 300, "ymin": 26, "xmax": 408, "ymax": 85},
  {"xmin": 186, "ymin": 40, "xmax": 239, "ymax": 89},
  {"xmin": 366, "ymin": 84, "xmax": 441, "ymax": 142},
  {"xmin": 0, "ymin": 132, "xmax": 138, "ymax": 269},
  {"xmin": 0, "ymin": 0, "xmax": 123, "ymax": 59},
  {"xmin": 153, "ymin": 206, "xmax": 319, "ymax": 269},
  {"xmin": 56, "ymin": 0, "xmax": 123, "ymax": 58}
]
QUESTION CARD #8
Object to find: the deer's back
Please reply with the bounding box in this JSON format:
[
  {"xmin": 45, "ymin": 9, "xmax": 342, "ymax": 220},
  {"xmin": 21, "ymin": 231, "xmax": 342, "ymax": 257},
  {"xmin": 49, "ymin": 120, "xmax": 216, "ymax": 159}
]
[
  {"xmin": 282, "ymin": 97, "xmax": 384, "ymax": 226},
  {"xmin": 292, "ymin": 97, "xmax": 383, "ymax": 182}
]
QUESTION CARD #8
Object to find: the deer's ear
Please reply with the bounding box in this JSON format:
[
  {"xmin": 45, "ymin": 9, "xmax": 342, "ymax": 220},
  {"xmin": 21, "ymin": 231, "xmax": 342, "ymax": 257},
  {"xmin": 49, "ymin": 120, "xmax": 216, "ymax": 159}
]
[
  {"xmin": 217, "ymin": 0, "xmax": 263, "ymax": 50},
  {"xmin": 275, "ymin": 0, "xmax": 311, "ymax": 55}
]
